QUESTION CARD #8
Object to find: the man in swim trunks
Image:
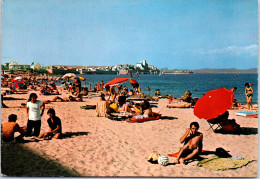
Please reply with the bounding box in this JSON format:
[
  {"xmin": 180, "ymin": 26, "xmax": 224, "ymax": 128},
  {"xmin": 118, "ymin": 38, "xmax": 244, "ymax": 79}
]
[
  {"xmin": 175, "ymin": 122, "xmax": 203, "ymax": 164},
  {"xmin": 2, "ymin": 114, "xmax": 26, "ymax": 142}
]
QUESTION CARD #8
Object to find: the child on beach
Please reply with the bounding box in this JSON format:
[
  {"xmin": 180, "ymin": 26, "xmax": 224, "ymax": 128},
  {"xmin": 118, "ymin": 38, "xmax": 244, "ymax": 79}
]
[
  {"xmin": 38, "ymin": 108, "xmax": 62, "ymax": 139},
  {"xmin": 26, "ymin": 93, "xmax": 45, "ymax": 136},
  {"xmin": 2, "ymin": 114, "xmax": 26, "ymax": 143},
  {"xmin": 175, "ymin": 122, "xmax": 203, "ymax": 165}
]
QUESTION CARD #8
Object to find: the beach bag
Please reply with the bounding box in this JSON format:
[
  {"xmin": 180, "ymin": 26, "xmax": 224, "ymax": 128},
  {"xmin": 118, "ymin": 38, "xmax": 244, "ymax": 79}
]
[{"xmin": 147, "ymin": 152, "xmax": 159, "ymax": 164}]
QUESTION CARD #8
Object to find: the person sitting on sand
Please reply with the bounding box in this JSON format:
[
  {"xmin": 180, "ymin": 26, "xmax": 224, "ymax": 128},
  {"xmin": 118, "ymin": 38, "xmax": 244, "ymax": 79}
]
[
  {"xmin": 230, "ymin": 87, "xmax": 241, "ymax": 108},
  {"xmin": 133, "ymin": 103, "xmax": 142, "ymax": 114},
  {"xmin": 80, "ymin": 85, "xmax": 88, "ymax": 96},
  {"xmin": 183, "ymin": 90, "xmax": 192, "ymax": 103},
  {"xmin": 128, "ymin": 89, "xmax": 135, "ymax": 96},
  {"xmin": 92, "ymin": 85, "xmax": 98, "ymax": 92},
  {"xmin": 96, "ymin": 93, "xmax": 110, "ymax": 117},
  {"xmin": 117, "ymin": 91, "xmax": 132, "ymax": 113},
  {"xmin": 131, "ymin": 100, "xmax": 153, "ymax": 119},
  {"xmin": 2, "ymin": 114, "xmax": 26, "ymax": 142},
  {"xmin": 38, "ymin": 108, "xmax": 62, "ymax": 139},
  {"xmin": 154, "ymin": 89, "xmax": 161, "ymax": 96},
  {"xmin": 108, "ymin": 86, "xmax": 117, "ymax": 103},
  {"xmin": 175, "ymin": 122, "xmax": 203, "ymax": 164}
]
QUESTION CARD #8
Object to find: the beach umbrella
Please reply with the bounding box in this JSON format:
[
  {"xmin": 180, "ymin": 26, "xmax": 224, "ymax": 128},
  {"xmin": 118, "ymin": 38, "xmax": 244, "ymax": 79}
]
[
  {"xmin": 62, "ymin": 73, "xmax": 76, "ymax": 78},
  {"xmin": 104, "ymin": 77, "xmax": 129, "ymax": 87},
  {"xmin": 13, "ymin": 81, "xmax": 24, "ymax": 89},
  {"xmin": 194, "ymin": 88, "xmax": 234, "ymax": 120},
  {"xmin": 14, "ymin": 76, "xmax": 23, "ymax": 80},
  {"xmin": 70, "ymin": 76, "xmax": 86, "ymax": 81},
  {"xmin": 129, "ymin": 78, "xmax": 138, "ymax": 84}
]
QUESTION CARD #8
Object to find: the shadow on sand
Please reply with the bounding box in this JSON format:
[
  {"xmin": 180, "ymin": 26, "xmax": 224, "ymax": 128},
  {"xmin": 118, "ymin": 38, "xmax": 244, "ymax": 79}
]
[
  {"xmin": 160, "ymin": 116, "xmax": 178, "ymax": 120},
  {"xmin": 1, "ymin": 144, "xmax": 80, "ymax": 176},
  {"xmin": 4, "ymin": 97, "xmax": 27, "ymax": 100},
  {"xmin": 215, "ymin": 127, "xmax": 258, "ymax": 135},
  {"xmin": 62, "ymin": 132, "xmax": 90, "ymax": 139}
]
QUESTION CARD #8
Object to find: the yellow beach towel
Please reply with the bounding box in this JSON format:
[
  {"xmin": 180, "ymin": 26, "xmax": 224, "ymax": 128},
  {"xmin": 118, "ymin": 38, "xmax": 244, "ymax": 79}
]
[{"xmin": 197, "ymin": 155, "xmax": 254, "ymax": 171}]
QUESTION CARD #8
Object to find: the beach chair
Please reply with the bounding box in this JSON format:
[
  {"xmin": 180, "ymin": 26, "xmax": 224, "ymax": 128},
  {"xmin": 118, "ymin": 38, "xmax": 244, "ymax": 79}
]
[{"xmin": 206, "ymin": 118, "xmax": 222, "ymax": 132}]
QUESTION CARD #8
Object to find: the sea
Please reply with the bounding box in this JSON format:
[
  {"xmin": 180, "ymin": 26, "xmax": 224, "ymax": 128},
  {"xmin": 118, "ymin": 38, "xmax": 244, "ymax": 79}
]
[{"xmin": 60, "ymin": 73, "xmax": 258, "ymax": 104}]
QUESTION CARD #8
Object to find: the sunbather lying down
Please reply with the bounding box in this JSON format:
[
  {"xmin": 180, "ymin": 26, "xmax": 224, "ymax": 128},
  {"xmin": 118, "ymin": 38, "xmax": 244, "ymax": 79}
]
[
  {"xmin": 167, "ymin": 102, "xmax": 192, "ymax": 108},
  {"xmin": 41, "ymin": 95, "xmax": 83, "ymax": 104}
]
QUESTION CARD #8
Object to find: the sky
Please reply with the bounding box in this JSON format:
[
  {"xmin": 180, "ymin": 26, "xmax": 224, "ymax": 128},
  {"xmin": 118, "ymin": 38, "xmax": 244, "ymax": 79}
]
[{"xmin": 1, "ymin": 0, "xmax": 258, "ymax": 70}]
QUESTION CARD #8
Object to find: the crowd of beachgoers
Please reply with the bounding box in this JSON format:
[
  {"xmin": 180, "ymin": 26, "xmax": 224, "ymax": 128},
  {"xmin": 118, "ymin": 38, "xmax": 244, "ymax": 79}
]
[{"xmin": 1, "ymin": 74, "xmax": 258, "ymax": 177}]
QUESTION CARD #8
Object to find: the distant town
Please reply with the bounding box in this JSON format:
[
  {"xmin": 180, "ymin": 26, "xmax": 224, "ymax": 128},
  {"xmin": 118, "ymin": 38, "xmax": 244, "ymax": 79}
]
[
  {"xmin": 1, "ymin": 60, "xmax": 161, "ymax": 75},
  {"xmin": 1, "ymin": 60, "xmax": 257, "ymax": 75}
]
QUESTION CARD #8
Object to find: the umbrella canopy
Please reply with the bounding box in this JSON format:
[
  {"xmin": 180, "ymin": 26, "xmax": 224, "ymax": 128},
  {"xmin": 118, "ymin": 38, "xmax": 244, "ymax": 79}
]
[
  {"xmin": 194, "ymin": 88, "xmax": 234, "ymax": 120},
  {"xmin": 129, "ymin": 78, "xmax": 138, "ymax": 84},
  {"xmin": 104, "ymin": 77, "xmax": 129, "ymax": 87},
  {"xmin": 70, "ymin": 76, "xmax": 86, "ymax": 81},
  {"xmin": 13, "ymin": 81, "xmax": 24, "ymax": 89},
  {"xmin": 62, "ymin": 73, "xmax": 76, "ymax": 78},
  {"xmin": 14, "ymin": 76, "xmax": 23, "ymax": 80}
]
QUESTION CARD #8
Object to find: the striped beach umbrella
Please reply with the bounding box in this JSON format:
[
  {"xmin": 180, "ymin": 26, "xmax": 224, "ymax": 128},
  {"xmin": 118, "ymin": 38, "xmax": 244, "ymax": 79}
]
[
  {"xmin": 13, "ymin": 81, "xmax": 24, "ymax": 89},
  {"xmin": 70, "ymin": 76, "xmax": 86, "ymax": 81}
]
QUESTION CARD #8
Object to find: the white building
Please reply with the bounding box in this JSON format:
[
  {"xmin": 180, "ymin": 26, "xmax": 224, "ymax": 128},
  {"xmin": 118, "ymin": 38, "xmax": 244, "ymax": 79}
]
[{"xmin": 9, "ymin": 61, "xmax": 30, "ymax": 71}]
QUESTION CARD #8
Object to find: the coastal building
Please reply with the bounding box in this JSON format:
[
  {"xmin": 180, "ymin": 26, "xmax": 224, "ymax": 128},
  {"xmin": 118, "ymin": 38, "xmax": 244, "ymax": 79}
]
[{"xmin": 8, "ymin": 61, "xmax": 30, "ymax": 71}]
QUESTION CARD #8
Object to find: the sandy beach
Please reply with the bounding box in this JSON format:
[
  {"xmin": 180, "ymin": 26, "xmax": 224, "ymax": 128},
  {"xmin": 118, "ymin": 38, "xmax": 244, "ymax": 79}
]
[{"xmin": 1, "ymin": 88, "xmax": 258, "ymax": 177}]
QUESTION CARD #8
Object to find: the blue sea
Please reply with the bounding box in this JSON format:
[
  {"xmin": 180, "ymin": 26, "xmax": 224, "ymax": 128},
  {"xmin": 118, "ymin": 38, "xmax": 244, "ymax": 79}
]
[{"xmin": 65, "ymin": 73, "xmax": 258, "ymax": 104}]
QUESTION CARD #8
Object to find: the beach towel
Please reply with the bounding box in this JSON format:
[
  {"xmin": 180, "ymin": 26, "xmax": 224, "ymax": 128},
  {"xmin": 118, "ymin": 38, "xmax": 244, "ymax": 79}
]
[
  {"xmin": 197, "ymin": 155, "xmax": 253, "ymax": 171},
  {"xmin": 80, "ymin": 105, "xmax": 96, "ymax": 110},
  {"xmin": 235, "ymin": 111, "xmax": 258, "ymax": 117}
]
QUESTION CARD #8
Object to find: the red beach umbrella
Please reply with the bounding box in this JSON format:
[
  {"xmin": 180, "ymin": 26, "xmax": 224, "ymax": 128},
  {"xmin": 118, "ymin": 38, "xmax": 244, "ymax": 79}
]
[
  {"xmin": 104, "ymin": 77, "xmax": 129, "ymax": 87},
  {"xmin": 129, "ymin": 78, "xmax": 138, "ymax": 84},
  {"xmin": 194, "ymin": 88, "xmax": 234, "ymax": 120}
]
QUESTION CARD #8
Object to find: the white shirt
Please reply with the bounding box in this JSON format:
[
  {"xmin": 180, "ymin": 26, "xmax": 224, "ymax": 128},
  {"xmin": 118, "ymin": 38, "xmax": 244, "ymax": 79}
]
[{"xmin": 27, "ymin": 100, "xmax": 43, "ymax": 121}]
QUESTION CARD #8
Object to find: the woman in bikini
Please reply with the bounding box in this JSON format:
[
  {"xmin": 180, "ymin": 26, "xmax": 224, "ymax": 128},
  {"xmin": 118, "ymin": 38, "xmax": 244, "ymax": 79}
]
[{"xmin": 245, "ymin": 83, "xmax": 254, "ymax": 110}]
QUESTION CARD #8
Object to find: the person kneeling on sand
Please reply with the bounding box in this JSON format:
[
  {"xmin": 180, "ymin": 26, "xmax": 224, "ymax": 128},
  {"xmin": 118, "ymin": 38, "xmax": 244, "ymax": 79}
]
[
  {"xmin": 38, "ymin": 108, "xmax": 62, "ymax": 140},
  {"xmin": 175, "ymin": 122, "xmax": 203, "ymax": 164},
  {"xmin": 2, "ymin": 114, "xmax": 26, "ymax": 143}
]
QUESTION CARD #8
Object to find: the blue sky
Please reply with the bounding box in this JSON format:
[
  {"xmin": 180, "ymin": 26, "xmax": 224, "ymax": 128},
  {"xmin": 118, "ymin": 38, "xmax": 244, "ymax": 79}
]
[{"xmin": 1, "ymin": 0, "xmax": 258, "ymax": 69}]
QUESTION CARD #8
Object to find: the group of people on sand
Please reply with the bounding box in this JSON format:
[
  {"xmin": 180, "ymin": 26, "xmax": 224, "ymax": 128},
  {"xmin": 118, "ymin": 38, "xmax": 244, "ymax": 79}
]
[
  {"xmin": 96, "ymin": 85, "xmax": 159, "ymax": 119},
  {"xmin": 2, "ymin": 93, "xmax": 62, "ymax": 143}
]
